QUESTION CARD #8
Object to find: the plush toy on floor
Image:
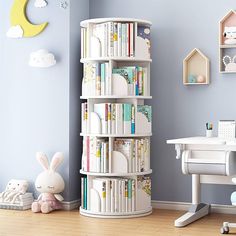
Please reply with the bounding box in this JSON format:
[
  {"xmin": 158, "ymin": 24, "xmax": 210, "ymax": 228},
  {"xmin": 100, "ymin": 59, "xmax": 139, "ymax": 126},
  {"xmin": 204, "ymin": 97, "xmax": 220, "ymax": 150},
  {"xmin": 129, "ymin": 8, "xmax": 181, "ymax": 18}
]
[{"xmin": 31, "ymin": 152, "xmax": 65, "ymax": 214}]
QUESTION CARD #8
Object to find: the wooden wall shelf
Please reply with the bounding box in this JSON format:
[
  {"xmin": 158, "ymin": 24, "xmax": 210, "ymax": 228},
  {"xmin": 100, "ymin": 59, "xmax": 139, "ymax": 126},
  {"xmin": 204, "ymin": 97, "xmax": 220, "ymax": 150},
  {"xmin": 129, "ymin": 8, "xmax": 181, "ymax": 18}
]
[{"xmin": 183, "ymin": 48, "xmax": 210, "ymax": 85}]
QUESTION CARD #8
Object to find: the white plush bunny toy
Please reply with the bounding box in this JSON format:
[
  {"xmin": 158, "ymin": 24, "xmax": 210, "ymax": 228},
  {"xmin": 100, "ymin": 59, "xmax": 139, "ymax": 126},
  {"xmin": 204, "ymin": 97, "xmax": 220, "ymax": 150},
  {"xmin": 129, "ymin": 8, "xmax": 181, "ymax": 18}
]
[{"xmin": 32, "ymin": 152, "xmax": 65, "ymax": 214}]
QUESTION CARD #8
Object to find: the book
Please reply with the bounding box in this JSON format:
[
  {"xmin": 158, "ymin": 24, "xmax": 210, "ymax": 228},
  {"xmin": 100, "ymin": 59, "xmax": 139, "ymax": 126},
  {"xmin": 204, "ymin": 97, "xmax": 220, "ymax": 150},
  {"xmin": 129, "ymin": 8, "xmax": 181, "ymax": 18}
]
[
  {"xmin": 113, "ymin": 22, "xmax": 118, "ymax": 57},
  {"xmin": 111, "ymin": 103, "xmax": 116, "ymax": 134},
  {"xmin": 101, "ymin": 63, "xmax": 106, "ymax": 95},
  {"xmin": 115, "ymin": 104, "xmax": 123, "ymax": 134},
  {"xmin": 121, "ymin": 24, "xmax": 126, "ymax": 57},
  {"xmin": 131, "ymin": 105, "xmax": 135, "ymax": 134},
  {"xmin": 96, "ymin": 63, "xmax": 101, "ymax": 96},
  {"xmin": 81, "ymin": 103, "xmax": 87, "ymax": 134},
  {"xmin": 110, "ymin": 179, "xmax": 115, "ymax": 213},
  {"xmin": 137, "ymin": 25, "xmax": 151, "ymax": 58},
  {"xmin": 117, "ymin": 23, "xmax": 122, "ymax": 57},
  {"xmin": 106, "ymin": 179, "xmax": 111, "ymax": 212},
  {"xmin": 81, "ymin": 177, "xmax": 84, "ymax": 209},
  {"xmin": 108, "ymin": 22, "xmax": 114, "ymax": 57},
  {"xmin": 129, "ymin": 23, "xmax": 134, "ymax": 57},
  {"xmin": 83, "ymin": 63, "xmax": 96, "ymax": 96},
  {"xmin": 114, "ymin": 179, "xmax": 119, "ymax": 212},
  {"xmin": 123, "ymin": 103, "xmax": 132, "ymax": 134}
]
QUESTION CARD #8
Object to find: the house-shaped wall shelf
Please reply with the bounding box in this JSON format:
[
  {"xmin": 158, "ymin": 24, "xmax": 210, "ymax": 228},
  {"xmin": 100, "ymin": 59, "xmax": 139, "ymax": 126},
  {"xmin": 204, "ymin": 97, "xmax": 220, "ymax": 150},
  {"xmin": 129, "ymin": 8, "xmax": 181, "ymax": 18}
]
[
  {"xmin": 219, "ymin": 9, "xmax": 236, "ymax": 73},
  {"xmin": 183, "ymin": 48, "xmax": 210, "ymax": 85}
]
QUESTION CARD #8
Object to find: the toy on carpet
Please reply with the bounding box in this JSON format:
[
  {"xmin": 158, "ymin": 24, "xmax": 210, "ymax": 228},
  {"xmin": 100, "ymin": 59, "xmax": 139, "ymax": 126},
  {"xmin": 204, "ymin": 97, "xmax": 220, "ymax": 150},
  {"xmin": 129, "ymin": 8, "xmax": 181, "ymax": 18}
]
[
  {"xmin": 0, "ymin": 179, "xmax": 33, "ymax": 210},
  {"xmin": 31, "ymin": 152, "xmax": 65, "ymax": 214}
]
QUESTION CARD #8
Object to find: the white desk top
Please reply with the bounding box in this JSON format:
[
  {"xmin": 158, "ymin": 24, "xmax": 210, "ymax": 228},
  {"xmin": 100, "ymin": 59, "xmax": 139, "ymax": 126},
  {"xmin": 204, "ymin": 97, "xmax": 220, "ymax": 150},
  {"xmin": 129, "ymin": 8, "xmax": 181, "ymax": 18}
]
[{"xmin": 167, "ymin": 136, "xmax": 236, "ymax": 145}]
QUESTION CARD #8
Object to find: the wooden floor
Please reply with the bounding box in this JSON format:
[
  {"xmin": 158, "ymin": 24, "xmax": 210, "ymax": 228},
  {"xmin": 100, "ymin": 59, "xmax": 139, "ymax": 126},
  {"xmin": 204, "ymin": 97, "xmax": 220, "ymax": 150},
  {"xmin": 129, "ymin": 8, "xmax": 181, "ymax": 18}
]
[{"xmin": 0, "ymin": 209, "xmax": 236, "ymax": 236}]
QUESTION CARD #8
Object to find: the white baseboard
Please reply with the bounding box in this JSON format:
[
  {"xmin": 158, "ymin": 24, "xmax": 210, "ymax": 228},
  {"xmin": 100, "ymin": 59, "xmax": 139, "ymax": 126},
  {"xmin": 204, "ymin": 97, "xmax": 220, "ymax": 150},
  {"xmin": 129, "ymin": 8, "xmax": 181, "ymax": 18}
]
[
  {"xmin": 152, "ymin": 200, "xmax": 236, "ymax": 215},
  {"xmin": 62, "ymin": 199, "xmax": 80, "ymax": 211}
]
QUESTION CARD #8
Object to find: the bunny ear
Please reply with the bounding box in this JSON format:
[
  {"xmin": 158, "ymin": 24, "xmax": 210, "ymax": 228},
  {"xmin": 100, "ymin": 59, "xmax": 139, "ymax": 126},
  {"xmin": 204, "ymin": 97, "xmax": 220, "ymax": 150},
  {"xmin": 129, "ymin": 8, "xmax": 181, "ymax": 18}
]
[
  {"xmin": 36, "ymin": 152, "xmax": 49, "ymax": 170},
  {"xmin": 50, "ymin": 152, "xmax": 64, "ymax": 171}
]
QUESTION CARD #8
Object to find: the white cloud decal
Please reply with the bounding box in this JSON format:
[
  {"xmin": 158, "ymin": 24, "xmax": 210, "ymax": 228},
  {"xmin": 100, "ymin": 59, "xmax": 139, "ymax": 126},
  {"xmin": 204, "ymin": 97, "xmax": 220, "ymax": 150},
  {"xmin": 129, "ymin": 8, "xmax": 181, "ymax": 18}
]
[
  {"xmin": 6, "ymin": 25, "xmax": 24, "ymax": 38},
  {"xmin": 29, "ymin": 49, "xmax": 57, "ymax": 68},
  {"xmin": 34, "ymin": 0, "xmax": 48, "ymax": 8}
]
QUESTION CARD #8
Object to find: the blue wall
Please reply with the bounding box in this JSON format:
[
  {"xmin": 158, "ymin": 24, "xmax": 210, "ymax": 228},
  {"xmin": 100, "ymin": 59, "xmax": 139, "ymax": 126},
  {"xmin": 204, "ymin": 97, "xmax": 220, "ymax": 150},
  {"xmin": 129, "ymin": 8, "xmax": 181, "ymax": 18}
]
[
  {"xmin": 90, "ymin": 0, "xmax": 236, "ymax": 205},
  {"xmin": 2, "ymin": 0, "xmax": 236, "ymax": 205},
  {"xmin": 0, "ymin": 0, "xmax": 89, "ymax": 201}
]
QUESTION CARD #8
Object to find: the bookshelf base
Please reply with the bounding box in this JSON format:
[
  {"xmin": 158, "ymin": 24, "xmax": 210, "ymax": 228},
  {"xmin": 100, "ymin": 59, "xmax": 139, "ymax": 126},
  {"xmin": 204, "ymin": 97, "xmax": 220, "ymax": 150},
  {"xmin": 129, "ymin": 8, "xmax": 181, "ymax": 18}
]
[{"xmin": 79, "ymin": 206, "xmax": 152, "ymax": 218}]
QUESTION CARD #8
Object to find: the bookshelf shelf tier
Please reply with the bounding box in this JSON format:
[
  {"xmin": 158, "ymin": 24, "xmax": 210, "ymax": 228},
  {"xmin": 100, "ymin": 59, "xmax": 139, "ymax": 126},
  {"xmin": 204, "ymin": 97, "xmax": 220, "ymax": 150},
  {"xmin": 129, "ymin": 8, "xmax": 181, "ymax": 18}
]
[
  {"xmin": 80, "ymin": 18, "xmax": 152, "ymax": 28},
  {"xmin": 80, "ymin": 133, "xmax": 152, "ymax": 137},
  {"xmin": 80, "ymin": 169, "xmax": 152, "ymax": 177},
  {"xmin": 80, "ymin": 96, "xmax": 152, "ymax": 99},
  {"xmin": 80, "ymin": 207, "xmax": 152, "ymax": 219},
  {"xmin": 80, "ymin": 18, "xmax": 152, "ymax": 218},
  {"xmin": 80, "ymin": 57, "xmax": 152, "ymax": 63}
]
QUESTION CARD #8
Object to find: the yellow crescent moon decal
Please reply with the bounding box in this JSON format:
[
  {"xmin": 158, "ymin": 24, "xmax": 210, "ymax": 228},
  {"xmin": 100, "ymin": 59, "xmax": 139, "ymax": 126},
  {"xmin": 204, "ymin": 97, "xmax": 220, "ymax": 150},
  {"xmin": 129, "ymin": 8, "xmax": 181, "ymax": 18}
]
[{"xmin": 10, "ymin": 0, "xmax": 48, "ymax": 37}]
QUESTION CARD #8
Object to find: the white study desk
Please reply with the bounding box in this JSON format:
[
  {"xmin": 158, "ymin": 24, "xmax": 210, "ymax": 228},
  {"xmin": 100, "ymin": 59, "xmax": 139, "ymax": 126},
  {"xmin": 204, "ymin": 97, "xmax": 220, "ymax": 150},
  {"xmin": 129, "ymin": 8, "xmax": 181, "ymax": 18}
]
[{"xmin": 167, "ymin": 136, "xmax": 236, "ymax": 227}]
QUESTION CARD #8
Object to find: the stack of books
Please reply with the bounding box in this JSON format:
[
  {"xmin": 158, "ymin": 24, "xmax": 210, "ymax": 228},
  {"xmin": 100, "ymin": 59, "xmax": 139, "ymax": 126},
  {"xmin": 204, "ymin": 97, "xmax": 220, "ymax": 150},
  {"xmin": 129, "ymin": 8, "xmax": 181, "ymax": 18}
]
[
  {"xmin": 81, "ymin": 22, "xmax": 137, "ymax": 58},
  {"xmin": 82, "ymin": 63, "xmax": 148, "ymax": 96},
  {"xmin": 81, "ymin": 176, "xmax": 151, "ymax": 213},
  {"xmin": 83, "ymin": 62, "xmax": 111, "ymax": 96},
  {"xmin": 114, "ymin": 138, "xmax": 150, "ymax": 173},
  {"xmin": 112, "ymin": 66, "xmax": 147, "ymax": 96},
  {"xmin": 82, "ymin": 137, "xmax": 109, "ymax": 173},
  {"xmin": 81, "ymin": 103, "xmax": 152, "ymax": 135},
  {"xmin": 81, "ymin": 137, "xmax": 150, "ymax": 174}
]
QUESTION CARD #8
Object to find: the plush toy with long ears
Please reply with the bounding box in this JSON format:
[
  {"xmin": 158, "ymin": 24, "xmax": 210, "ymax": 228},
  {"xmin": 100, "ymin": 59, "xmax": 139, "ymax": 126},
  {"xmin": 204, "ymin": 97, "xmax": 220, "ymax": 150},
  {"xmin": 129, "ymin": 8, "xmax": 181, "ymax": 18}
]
[{"xmin": 31, "ymin": 152, "xmax": 65, "ymax": 214}]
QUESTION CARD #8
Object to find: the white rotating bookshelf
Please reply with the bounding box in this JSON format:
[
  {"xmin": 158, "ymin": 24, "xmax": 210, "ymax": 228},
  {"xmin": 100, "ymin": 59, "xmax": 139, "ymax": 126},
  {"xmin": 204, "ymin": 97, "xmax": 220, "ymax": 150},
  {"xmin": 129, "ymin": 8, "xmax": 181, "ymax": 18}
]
[{"xmin": 80, "ymin": 18, "xmax": 152, "ymax": 218}]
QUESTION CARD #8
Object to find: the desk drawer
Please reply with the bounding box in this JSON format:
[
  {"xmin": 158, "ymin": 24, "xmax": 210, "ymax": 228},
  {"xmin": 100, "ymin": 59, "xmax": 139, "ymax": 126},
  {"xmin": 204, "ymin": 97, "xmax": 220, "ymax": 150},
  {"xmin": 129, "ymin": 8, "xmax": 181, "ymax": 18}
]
[{"xmin": 182, "ymin": 150, "xmax": 236, "ymax": 175}]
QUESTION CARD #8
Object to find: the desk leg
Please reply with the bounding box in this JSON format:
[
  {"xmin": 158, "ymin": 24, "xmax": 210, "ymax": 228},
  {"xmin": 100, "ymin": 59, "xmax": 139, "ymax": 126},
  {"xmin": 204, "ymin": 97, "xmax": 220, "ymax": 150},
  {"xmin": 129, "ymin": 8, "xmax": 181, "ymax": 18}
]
[{"xmin": 175, "ymin": 174, "xmax": 210, "ymax": 227}]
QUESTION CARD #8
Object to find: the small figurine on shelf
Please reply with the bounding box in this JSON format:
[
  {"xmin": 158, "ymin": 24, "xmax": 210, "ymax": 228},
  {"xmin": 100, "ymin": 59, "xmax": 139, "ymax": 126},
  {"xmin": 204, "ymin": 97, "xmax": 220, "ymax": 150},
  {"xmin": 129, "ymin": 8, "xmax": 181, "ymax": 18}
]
[
  {"xmin": 196, "ymin": 75, "xmax": 205, "ymax": 83},
  {"xmin": 31, "ymin": 152, "xmax": 65, "ymax": 214},
  {"xmin": 223, "ymin": 55, "xmax": 236, "ymax": 72},
  {"xmin": 188, "ymin": 74, "xmax": 196, "ymax": 83},
  {"xmin": 223, "ymin": 26, "xmax": 236, "ymax": 45}
]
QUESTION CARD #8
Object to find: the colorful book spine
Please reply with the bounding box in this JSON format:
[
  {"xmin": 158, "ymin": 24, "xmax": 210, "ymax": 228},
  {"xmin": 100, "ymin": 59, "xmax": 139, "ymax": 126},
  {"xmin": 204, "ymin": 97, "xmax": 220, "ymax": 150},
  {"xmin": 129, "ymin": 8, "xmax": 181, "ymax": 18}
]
[
  {"xmin": 104, "ymin": 23, "xmax": 108, "ymax": 57},
  {"xmin": 117, "ymin": 23, "xmax": 122, "ymax": 57},
  {"xmin": 110, "ymin": 179, "xmax": 115, "ymax": 213},
  {"xmin": 137, "ymin": 66, "xmax": 143, "ymax": 95},
  {"xmin": 96, "ymin": 63, "xmax": 101, "ymax": 96},
  {"xmin": 130, "ymin": 23, "xmax": 134, "ymax": 57},
  {"xmin": 131, "ymin": 105, "xmax": 135, "ymax": 134},
  {"xmin": 109, "ymin": 22, "xmax": 114, "ymax": 57},
  {"xmin": 121, "ymin": 24, "xmax": 126, "ymax": 57},
  {"xmin": 101, "ymin": 63, "xmax": 105, "ymax": 95},
  {"xmin": 96, "ymin": 140, "xmax": 101, "ymax": 172},
  {"xmin": 81, "ymin": 177, "xmax": 84, "ymax": 209},
  {"xmin": 123, "ymin": 103, "xmax": 132, "ymax": 134},
  {"xmin": 111, "ymin": 103, "xmax": 116, "ymax": 134},
  {"xmin": 126, "ymin": 23, "xmax": 129, "ymax": 57},
  {"xmin": 108, "ymin": 103, "xmax": 111, "ymax": 134},
  {"xmin": 84, "ymin": 177, "xmax": 87, "ymax": 210},
  {"xmin": 114, "ymin": 22, "xmax": 118, "ymax": 57},
  {"xmin": 128, "ymin": 179, "xmax": 132, "ymax": 212}
]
